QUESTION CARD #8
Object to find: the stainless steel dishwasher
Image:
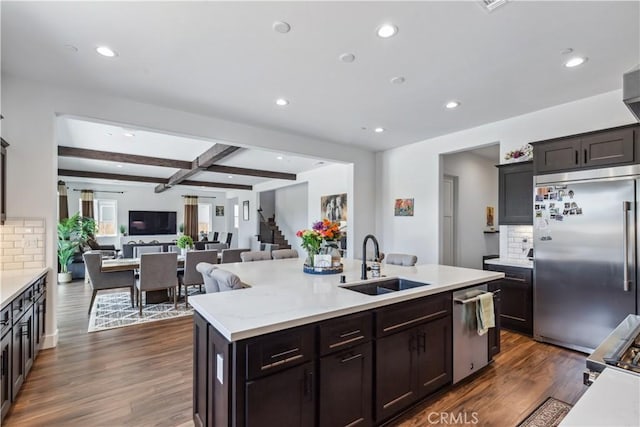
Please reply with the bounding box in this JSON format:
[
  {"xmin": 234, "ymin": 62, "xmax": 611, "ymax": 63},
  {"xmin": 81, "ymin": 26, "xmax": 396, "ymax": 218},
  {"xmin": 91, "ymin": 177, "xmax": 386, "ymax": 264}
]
[{"xmin": 452, "ymin": 284, "xmax": 494, "ymax": 383}]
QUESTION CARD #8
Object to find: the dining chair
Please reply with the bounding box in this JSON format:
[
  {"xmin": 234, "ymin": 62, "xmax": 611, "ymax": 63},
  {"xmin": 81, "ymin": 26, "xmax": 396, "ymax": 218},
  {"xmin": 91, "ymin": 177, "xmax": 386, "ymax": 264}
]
[
  {"xmin": 179, "ymin": 250, "xmax": 218, "ymax": 307},
  {"xmin": 83, "ymin": 251, "xmax": 135, "ymax": 314},
  {"xmin": 225, "ymin": 232, "xmax": 233, "ymax": 247},
  {"xmin": 136, "ymin": 252, "xmax": 178, "ymax": 315},
  {"xmin": 271, "ymin": 249, "xmax": 299, "ymax": 260},
  {"xmin": 196, "ymin": 263, "xmax": 247, "ymax": 292},
  {"xmin": 385, "ymin": 253, "xmax": 418, "ymax": 266},
  {"xmin": 212, "ymin": 231, "xmax": 219, "ymax": 242},
  {"xmin": 133, "ymin": 245, "xmax": 163, "ymax": 258},
  {"xmin": 261, "ymin": 243, "xmax": 280, "ymax": 252},
  {"xmin": 205, "ymin": 242, "xmax": 228, "ymax": 252},
  {"xmin": 240, "ymin": 251, "xmax": 271, "ymax": 262},
  {"xmin": 167, "ymin": 245, "xmax": 179, "ymax": 253},
  {"xmin": 221, "ymin": 248, "xmax": 250, "ymax": 264}
]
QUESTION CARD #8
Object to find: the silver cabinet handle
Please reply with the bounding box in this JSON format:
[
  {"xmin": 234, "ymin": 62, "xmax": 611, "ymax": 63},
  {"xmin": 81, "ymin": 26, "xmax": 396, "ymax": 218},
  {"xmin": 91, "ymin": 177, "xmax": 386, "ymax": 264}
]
[{"xmin": 623, "ymin": 201, "xmax": 631, "ymax": 292}]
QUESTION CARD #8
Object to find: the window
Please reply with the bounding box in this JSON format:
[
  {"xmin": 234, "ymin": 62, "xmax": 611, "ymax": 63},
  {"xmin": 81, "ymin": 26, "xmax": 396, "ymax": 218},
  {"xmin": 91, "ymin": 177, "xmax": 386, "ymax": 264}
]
[
  {"xmin": 198, "ymin": 203, "xmax": 211, "ymax": 234},
  {"xmin": 234, "ymin": 204, "xmax": 239, "ymax": 229},
  {"xmin": 95, "ymin": 199, "xmax": 117, "ymax": 237}
]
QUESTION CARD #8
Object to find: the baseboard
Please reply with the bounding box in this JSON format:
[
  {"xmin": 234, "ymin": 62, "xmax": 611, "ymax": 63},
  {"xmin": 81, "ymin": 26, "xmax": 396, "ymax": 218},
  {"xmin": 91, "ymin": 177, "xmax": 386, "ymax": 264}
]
[{"xmin": 42, "ymin": 328, "xmax": 59, "ymax": 349}]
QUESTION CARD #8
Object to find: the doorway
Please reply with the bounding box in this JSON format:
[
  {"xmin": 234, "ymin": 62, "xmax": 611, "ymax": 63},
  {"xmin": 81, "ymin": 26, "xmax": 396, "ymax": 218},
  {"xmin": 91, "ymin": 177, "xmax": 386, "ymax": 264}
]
[{"xmin": 442, "ymin": 175, "xmax": 457, "ymax": 266}]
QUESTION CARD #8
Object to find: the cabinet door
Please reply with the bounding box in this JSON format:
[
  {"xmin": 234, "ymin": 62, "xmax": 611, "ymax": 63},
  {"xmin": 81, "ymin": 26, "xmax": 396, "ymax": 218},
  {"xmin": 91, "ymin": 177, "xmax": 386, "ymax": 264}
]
[
  {"xmin": 1, "ymin": 332, "xmax": 11, "ymax": 422},
  {"xmin": 416, "ymin": 316, "xmax": 452, "ymax": 399},
  {"xmin": 582, "ymin": 128, "xmax": 635, "ymax": 168},
  {"xmin": 193, "ymin": 312, "xmax": 208, "ymax": 427},
  {"xmin": 498, "ymin": 162, "xmax": 533, "ymax": 225},
  {"xmin": 22, "ymin": 309, "xmax": 34, "ymax": 378},
  {"xmin": 245, "ymin": 361, "xmax": 314, "ymax": 427},
  {"xmin": 500, "ymin": 278, "xmax": 533, "ymax": 335},
  {"xmin": 11, "ymin": 317, "xmax": 24, "ymax": 400},
  {"xmin": 533, "ymin": 137, "xmax": 581, "ymax": 174},
  {"xmin": 375, "ymin": 328, "xmax": 416, "ymax": 422},
  {"xmin": 319, "ymin": 342, "xmax": 372, "ymax": 427},
  {"xmin": 34, "ymin": 295, "xmax": 46, "ymax": 355}
]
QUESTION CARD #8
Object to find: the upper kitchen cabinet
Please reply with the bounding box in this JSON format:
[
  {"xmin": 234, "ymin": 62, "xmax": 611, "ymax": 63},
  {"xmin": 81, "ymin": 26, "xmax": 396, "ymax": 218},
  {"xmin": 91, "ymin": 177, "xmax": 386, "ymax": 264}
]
[
  {"xmin": 1, "ymin": 138, "xmax": 8, "ymax": 224},
  {"xmin": 532, "ymin": 124, "xmax": 640, "ymax": 175},
  {"xmin": 497, "ymin": 161, "xmax": 533, "ymax": 225}
]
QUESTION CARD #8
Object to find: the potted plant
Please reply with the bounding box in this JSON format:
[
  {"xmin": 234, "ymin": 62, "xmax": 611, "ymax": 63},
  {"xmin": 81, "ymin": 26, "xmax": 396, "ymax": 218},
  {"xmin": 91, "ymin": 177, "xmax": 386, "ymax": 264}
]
[
  {"xmin": 119, "ymin": 224, "xmax": 127, "ymax": 236},
  {"xmin": 178, "ymin": 223, "xmax": 185, "ymax": 235},
  {"xmin": 57, "ymin": 213, "xmax": 81, "ymax": 283},
  {"xmin": 176, "ymin": 234, "xmax": 194, "ymax": 256}
]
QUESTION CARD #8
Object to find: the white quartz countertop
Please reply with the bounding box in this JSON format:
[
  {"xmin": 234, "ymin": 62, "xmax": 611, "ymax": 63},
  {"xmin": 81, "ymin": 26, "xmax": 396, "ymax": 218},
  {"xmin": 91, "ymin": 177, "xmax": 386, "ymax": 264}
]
[
  {"xmin": 484, "ymin": 258, "xmax": 533, "ymax": 269},
  {"xmin": 0, "ymin": 268, "xmax": 49, "ymax": 309},
  {"xmin": 560, "ymin": 368, "xmax": 640, "ymax": 426},
  {"xmin": 189, "ymin": 259, "xmax": 503, "ymax": 342}
]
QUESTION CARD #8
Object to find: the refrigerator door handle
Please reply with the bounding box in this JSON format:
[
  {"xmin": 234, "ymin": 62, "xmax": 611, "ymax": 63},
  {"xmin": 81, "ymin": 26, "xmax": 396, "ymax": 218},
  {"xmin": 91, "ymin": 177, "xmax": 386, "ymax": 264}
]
[{"xmin": 623, "ymin": 201, "xmax": 631, "ymax": 292}]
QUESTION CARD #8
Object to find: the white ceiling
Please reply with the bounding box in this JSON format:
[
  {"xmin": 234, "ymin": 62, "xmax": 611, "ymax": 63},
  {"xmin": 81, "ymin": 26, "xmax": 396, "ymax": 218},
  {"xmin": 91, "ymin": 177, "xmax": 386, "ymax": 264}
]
[{"xmin": 3, "ymin": 1, "xmax": 639, "ymax": 152}]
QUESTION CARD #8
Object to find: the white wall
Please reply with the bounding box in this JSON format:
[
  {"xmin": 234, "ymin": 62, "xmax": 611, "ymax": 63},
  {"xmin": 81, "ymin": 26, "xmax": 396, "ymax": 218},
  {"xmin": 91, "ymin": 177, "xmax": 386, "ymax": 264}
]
[
  {"xmin": 274, "ymin": 183, "xmax": 308, "ymax": 256},
  {"xmin": 64, "ymin": 182, "xmax": 226, "ymax": 247},
  {"xmin": 378, "ymin": 89, "xmax": 638, "ymax": 265},
  {"xmin": 1, "ymin": 74, "xmax": 376, "ymax": 348},
  {"xmin": 442, "ymin": 151, "xmax": 499, "ymax": 269}
]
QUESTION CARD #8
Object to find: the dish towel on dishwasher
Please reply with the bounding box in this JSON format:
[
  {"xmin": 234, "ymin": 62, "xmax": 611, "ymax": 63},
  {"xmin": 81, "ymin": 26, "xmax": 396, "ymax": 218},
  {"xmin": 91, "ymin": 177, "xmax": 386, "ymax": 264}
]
[{"xmin": 476, "ymin": 292, "xmax": 495, "ymax": 336}]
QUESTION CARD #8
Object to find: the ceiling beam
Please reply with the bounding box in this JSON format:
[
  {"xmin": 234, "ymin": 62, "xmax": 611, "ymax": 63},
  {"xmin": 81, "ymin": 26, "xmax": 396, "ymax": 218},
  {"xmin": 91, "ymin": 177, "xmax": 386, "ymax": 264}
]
[
  {"xmin": 156, "ymin": 143, "xmax": 242, "ymax": 193},
  {"xmin": 58, "ymin": 169, "xmax": 253, "ymax": 191},
  {"xmin": 206, "ymin": 164, "xmax": 296, "ymax": 180},
  {"xmin": 58, "ymin": 146, "xmax": 192, "ymax": 169}
]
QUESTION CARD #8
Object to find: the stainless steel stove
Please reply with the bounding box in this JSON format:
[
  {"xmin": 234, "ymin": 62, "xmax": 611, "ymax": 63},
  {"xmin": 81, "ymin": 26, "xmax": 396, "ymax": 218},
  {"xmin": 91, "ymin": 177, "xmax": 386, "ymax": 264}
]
[{"xmin": 586, "ymin": 314, "xmax": 640, "ymax": 384}]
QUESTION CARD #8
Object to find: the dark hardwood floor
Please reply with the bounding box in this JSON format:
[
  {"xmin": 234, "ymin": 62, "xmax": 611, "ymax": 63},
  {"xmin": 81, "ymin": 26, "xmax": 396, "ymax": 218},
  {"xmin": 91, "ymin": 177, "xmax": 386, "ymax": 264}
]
[{"xmin": 4, "ymin": 281, "xmax": 588, "ymax": 426}]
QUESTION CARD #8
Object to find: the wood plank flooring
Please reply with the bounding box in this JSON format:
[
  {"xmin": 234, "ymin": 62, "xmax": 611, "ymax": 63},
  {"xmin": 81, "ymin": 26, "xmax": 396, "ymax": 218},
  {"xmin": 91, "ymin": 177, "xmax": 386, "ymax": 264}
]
[{"xmin": 4, "ymin": 281, "xmax": 588, "ymax": 426}]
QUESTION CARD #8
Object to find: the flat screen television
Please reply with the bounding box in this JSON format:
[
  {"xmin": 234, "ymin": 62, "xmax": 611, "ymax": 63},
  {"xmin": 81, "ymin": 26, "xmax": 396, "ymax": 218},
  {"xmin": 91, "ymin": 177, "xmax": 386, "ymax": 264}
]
[{"xmin": 128, "ymin": 210, "xmax": 177, "ymax": 236}]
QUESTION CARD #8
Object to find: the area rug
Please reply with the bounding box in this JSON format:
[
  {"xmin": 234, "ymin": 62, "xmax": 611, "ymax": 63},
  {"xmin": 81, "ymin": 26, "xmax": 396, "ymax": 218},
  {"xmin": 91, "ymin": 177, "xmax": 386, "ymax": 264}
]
[
  {"xmin": 88, "ymin": 290, "xmax": 200, "ymax": 332},
  {"xmin": 517, "ymin": 397, "xmax": 573, "ymax": 427}
]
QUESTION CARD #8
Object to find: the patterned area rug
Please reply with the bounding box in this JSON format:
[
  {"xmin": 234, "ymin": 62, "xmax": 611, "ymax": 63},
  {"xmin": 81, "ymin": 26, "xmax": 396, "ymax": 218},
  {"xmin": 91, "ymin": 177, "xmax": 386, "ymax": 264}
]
[
  {"xmin": 517, "ymin": 397, "xmax": 573, "ymax": 427},
  {"xmin": 88, "ymin": 290, "xmax": 199, "ymax": 332}
]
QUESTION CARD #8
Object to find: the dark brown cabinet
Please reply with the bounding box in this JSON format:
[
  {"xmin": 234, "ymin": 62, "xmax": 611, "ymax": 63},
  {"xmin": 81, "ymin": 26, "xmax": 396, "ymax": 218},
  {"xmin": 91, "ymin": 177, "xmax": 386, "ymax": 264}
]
[
  {"xmin": 485, "ymin": 264, "xmax": 532, "ymax": 335},
  {"xmin": 12, "ymin": 307, "xmax": 33, "ymax": 400},
  {"xmin": 0, "ymin": 138, "xmax": 7, "ymax": 224},
  {"xmin": 487, "ymin": 281, "xmax": 501, "ymax": 359},
  {"xmin": 533, "ymin": 125, "xmax": 639, "ymax": 175},
  {"xmin": 33, "ymin": 279, "xmax": 46, "ymax": 355},
  {"xmin": 1, "ymin": 331, "xmax": 11, "ymax": 421},
  {"xmin": 374, "ymin": 293, "xmax": 452, "ymax": 423},
  {"xmin": 497, "ymin": 161, "xmax": 533, "ymax": 225}
]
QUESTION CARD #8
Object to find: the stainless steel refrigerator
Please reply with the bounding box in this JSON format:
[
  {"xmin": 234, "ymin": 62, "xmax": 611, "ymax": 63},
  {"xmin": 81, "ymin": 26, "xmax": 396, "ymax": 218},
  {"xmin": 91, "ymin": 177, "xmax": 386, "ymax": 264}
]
[{"xmin": 534, "ymin": 165, "xmax": 640, "ymax": 353}]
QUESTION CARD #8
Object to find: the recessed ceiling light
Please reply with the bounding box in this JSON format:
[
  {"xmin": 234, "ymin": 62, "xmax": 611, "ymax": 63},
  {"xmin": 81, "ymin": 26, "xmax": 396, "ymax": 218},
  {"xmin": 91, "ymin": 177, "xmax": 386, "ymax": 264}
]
[
  {"xmin": 565, "ymin": 56, "xmax": 587, "ymax": 68},
  {"xmin": 374, "ymin": 127, "xmax": 385, "ymax": 133},
  {"xmin": 377, "ymin": 24, "xmax": 398, "ymax": 38},
  {"xmin": 273, "ymin": 21, "xmax": 291, "ymax": 34},
  {"xmin": 445, "ymin": 101, "xmax": 461, "ymax": 109},
  {"xmin": 228, "ymin": 175, "xmax": 233, "ymax": 179},
  {"xmin": 390, "ymin": 76, "xmax": 406, "ymax": 85},
  {"xmin": 96, "ymin": 46, "xmax": 117, "ymax": 57},
  {"xmin": 275, "ymin": 98, "xmax": 289, "ymax": 107},
  {"xmin": 276, "ymin": 156, "xmax": 284, "ymax": 160},
  {"xmin": 123, "ymin": 132, "xmax": 135, "ymax": 137},
  {"xmin": 339, "ymin": 53, "xmax": 356, "ymax": 63}
]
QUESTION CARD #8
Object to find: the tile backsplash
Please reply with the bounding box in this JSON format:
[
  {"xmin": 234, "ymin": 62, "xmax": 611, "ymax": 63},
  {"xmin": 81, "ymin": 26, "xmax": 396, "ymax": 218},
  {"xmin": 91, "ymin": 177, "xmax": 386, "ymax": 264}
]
[
  {"xmin": 0, "ymin": 218, "xmax": 46, "ymax": 270},
  {"xmin": 502, "ymin": 225, "xmax": 533, "ymax": 259}
]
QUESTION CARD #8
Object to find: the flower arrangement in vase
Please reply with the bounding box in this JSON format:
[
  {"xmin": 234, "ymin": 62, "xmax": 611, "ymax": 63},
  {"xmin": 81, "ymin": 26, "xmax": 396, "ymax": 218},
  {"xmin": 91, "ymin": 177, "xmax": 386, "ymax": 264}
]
[
  {"xmin": 176, "ymin": 235, "xmax": 194, "ymax": 255},
  {"xmin": 504, "ymin": 144, "xmax": 533, "ymax": 162},
  {"xmin": 297, "ymin": 219, "xmax": 343, "ymax": 270}
]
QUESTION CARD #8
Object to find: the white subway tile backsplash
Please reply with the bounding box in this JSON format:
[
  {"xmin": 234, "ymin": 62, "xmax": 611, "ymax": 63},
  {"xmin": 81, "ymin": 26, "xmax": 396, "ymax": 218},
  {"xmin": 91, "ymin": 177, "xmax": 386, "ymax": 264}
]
[
  {"xmin": 0, "ymin": 218, "xmax": 46, "ymax": 270},
  {"xmin": 501, "ymin": 225, "xmax": 533, "ymax": 260}
]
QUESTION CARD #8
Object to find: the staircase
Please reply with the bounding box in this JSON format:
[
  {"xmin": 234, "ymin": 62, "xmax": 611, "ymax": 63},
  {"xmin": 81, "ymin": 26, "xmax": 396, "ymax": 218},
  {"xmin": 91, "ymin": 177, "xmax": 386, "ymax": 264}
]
[{"xmin": 258, "ymin": 215, "xmax": 291, "ymax": 249}]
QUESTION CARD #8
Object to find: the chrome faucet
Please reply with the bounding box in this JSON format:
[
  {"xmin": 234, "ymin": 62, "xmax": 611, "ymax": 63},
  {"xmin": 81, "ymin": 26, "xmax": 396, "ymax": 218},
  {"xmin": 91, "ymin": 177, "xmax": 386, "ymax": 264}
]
[{"xmin": 361, "ymin": 234, "xmax": 380, "ymax": 280}]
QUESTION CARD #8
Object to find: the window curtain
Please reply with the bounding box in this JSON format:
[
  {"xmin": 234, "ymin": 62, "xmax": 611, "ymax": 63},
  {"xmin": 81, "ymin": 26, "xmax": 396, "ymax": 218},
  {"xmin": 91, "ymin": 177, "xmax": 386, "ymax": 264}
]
[
  {"xmin": 58, "ymin": 181, "xmax": 69, "ymax": 221},
  {"xmin": 80, "ymin": 190, "xmax": 94, "ymax": 218},
  {"xmin": 184, "ymin": 195, "xmax": 198, "ymax": 240}
]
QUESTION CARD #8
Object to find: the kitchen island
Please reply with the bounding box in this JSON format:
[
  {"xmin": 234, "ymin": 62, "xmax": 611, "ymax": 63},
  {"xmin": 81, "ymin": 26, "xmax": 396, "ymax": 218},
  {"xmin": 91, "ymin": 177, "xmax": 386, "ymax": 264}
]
[{"xmin": 189, "ymin": 258, "xmax": 503, "ymax": 427}]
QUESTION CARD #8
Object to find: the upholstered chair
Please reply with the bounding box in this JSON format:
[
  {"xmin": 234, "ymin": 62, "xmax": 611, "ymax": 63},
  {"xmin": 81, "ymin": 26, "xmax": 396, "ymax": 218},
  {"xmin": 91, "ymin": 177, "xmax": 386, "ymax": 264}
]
[
  {"xmin": 83, "ymin": 251, "xmax": 135, "ymax": 314},
  {"xmin": 261, "ymin": 243, "xmax": 280, "ymax": 252},
  {"xmin": 136, "ymin": 252, "xmax": 178, "ymax": 315},
  {"xmin": 133, "ymin": 245, "xmax": 163, "ymax": 258},
  {"xmin": 212, "ymin": 231, "xmax": 219, "ymax": 242},
  {"xmin": 224, "ymin": 232, "xmax": 233, "ymax": 247},
  {"xmin": 385, "ymin": 253, "xmax": 418, "ymax": 267},
  {"xmin": 240, "ymin": 251, "xmax": 271, "ymax": 262},
  {"xmin": 196, "ymin": 263, "xmax": 247, "ymax": 293},
  {"xmin": 178, "ymin": 250, "xmax": 217, "ymax": 307},
  {"xmin": 167, "ymin": 245, "xmax": 179, "ymax": 253},
  {"xmin": 220, "ymin": 248, "xmax": 250, "ymax": 263},
  {"xmin": 271, "ymin": 249, "xmax": 299, "ymax": 260},
  {"xmin": 205, "ymin": 242, "xmax": 228, "ymax": 252}
]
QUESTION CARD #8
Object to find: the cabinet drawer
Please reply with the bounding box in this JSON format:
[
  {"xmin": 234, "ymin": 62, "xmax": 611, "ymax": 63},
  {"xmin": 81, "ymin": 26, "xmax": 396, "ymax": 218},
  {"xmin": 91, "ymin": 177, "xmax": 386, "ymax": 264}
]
[
  {"xmin": 33, "ymin": 277, "xmax": 46, "ymax": 299},
  {"xmin": 319, "ymin": 311, "xmax": 372, "ymax": 356},
  {"xmin": 375, "ymin": 293, "xmax": 451, "ymax": 338},
  {"xmin": 485, "ymin": 265, "xmax": 532, "ymax": 283},
  {"xmin": 245, "ymin": 325, "xmax": 314, "ymax": 380},
  {"xmin": 0, "ymin": 305, "xmax": 10, "ymax": 337}
]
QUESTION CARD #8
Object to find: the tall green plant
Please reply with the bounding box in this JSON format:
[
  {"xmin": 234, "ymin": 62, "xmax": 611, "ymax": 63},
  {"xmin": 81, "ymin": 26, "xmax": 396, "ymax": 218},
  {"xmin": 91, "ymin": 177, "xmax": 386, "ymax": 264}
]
[{"xmin": 57, "ymin": 212, "xmax": 82, "ymax": 272}]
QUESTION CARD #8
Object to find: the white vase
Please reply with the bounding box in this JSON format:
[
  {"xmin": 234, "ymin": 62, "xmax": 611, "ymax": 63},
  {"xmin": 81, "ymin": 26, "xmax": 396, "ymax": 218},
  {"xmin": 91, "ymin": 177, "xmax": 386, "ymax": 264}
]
[
  {"xmin": 181, "ymin": 248, "xmax": 188, "ymax": 256},
  {"xmin": 58, "ymin": 272, "xmax": 72, "ymax": 283}
]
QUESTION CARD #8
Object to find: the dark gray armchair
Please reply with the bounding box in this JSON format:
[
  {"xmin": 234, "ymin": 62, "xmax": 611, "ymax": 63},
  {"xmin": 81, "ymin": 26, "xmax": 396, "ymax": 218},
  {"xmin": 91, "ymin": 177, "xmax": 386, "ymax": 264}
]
[
  {"xmin": 196, "ymin": 263, "xmax": 248, "ymax": 293},
  {"xmin": 178, "ymin": 250, "xmax": 218, "ymax": 307},
  {"xmin": 136, "ymin": 252, "xmax": 178, "ymax": 315},
  {"xmin": 83, "ymin": 251, "xmax": 135, "ymax": 314}
]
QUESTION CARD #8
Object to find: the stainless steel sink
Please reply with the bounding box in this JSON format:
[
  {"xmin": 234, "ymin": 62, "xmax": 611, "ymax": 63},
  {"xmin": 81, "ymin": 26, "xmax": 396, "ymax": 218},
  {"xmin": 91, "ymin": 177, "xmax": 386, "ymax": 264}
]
[{"xmin": 340, "ymin": 278, "xmax": 430, "ymax": 296}]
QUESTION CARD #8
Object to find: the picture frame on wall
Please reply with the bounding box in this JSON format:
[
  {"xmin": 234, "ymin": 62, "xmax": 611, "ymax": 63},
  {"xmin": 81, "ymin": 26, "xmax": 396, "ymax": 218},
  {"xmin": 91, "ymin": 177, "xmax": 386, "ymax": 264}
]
[
  {"xmin": 242, "ymin": 200, "xmax": 249, "ymax": 221},
  {"xmin": 394, "ymin": 198, "xmax": 414, "ymax": 216},
  {"xmin": 215, "ymin": 205, "xmax": 225, "ymax": 216},
  {"xmin": 320, "ymin": 193, "xmax": 347, "ymax": 222}
]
